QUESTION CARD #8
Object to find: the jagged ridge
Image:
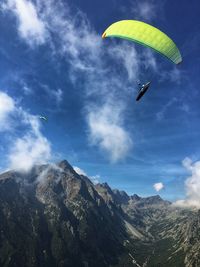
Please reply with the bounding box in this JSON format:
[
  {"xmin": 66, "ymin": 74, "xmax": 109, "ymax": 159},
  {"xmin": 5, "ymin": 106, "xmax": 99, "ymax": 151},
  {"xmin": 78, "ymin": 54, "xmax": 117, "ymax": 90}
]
[{"xmin": 0, "ymin": 160, "xmax": 199, "ymax": 267}]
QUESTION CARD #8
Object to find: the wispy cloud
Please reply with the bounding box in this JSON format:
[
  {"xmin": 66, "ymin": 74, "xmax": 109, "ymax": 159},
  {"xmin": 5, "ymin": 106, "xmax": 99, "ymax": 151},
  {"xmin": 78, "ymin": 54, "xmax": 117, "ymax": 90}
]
[
  {"xmin": 73, "ymin": 166, "xmax": 87, "ymax": 176},
  {"xmin": 128, "ymin": 0, "xmax": 165, "ymax": 22},
  {"xmin": 90, "ymin": 175, "xmax": 100, "ymax": 185},
  {"xmin": 2, "ymin": 0, "xmax": 47, "ymax": 46},
  {"xmin": 35, "ymin": 0, "xmax": 137, "ymax": 161},
  {"xmin": 108, "ymin": 42, "xmax": 140, "ymax": 83},
  {"xmin": 174, "ymin": 158, "xmax": 200, "ymax": 208},
  {"xmin": 132, "ymin": 1, "xmax": 157, "ymax": 21},
  {"xmin": 0, "ymin": 91, "xmax": 51, "ymax": 171},
  {"xmin": 153, "ymin": 182, "xmax": 164, "ymax": 192},
  {"xmin": 0, "ymin": 91, "xmax": 15, "ymax": 131},
  {"xmin": 179, "ymin": 103, "xmax": 189, "ymax": 112},
  {"xmin": 156, "ymin": 97, "xmax": 177, "ymax": 121},
  {"xmin": 36, "ymin": 163, "xmax": 62, "ymax": 185},
  {"xmin": 143, "ymin": 50, "xmax": 157, "ymax": 72},
  {"xmin": 54, "ymin": 88, "xmax": 63, "ymax": 105},
  {"xmin": 22, "ymin": 83, "xmax": 33, "ymax": 95},
  {"xmin": 73, "ymin": 166, "xmax": 100, "ymax": 184},
  {"xmin": 8, "ymin": 111, "xmax": 51, "ymax": 172},
  {"xmin": 87, "ymin": 103, "xmax": 133, "ymax": 162},
  {"xmin": 42, "ymin": 84, "xmax": 63, "ymax": 106},
  {"xmin": 159, "ymin": 67, "xmax": 182, "ymax": 85}
]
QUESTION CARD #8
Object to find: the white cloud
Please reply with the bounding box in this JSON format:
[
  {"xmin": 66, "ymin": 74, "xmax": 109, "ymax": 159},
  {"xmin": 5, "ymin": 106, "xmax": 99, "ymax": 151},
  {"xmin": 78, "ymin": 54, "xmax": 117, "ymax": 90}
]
[
  {"xmin": 0, "ymin": 91, "xmax": 51, "ymax": 172},
  {"xmin": 9, "ymin": 132, "xmax": 51, "ymax": 172},
  {"xmin": 153, "ymin": 182, "xmax": 164, "ymax": 192},
  {"xmin": 0, "ymin": 91, "xmax": 15, "ymax": 131},
  {"xmin": 42, "ymin": 85, "xmax": 63, "ymax": 106},
  {"xmin": 159, "ymin": 67, "xmax": 182, "ymax": 85},
  {"xmin": 8, "ymin": 110, "xmax": 51, "ymax": 172},
  {"xmin": 3, "ymin": 0, "xmax": 47, "ymax": 46},
  {"xmin": 142, "ymin": 50, "xmax": 157, "ymax": 72},
  {"xmin": 174, "ymin": 158, "xmax": 200, "ymax": 208},
  {"xmin": 73, "ymin": 166, "xmax": 87, "ymax": 176},
  {"xmin": 34, "ymin": 165, "xmax": 64, "ymax": 197},
  {"xmin": 108, "ymin": 42, "xmax": 140, "ymax": 83},
  {"xmin": 90, "ymin": 174, "xmax": 100, "ymax": 185},
  {"xmin": 130, "ymin": 0, "xmax": 159, "ymax": 21},
  {"xmin": 179, "ymin": 103, "xmax": 190, "ymax": 113},
  {"xmin": 168, "ymin": 68, "xmax": 182, "ymax": 84},
  {"xmin": 156, "ymin": 97, "xmax": 177, "ymax": 121},
  {"xmin": 87, "ymin": 103, "xmax": 133, "ymax": 162},
  {"xmin": 73, "ymin": 166, "xmax": 100, "ymax": 184},
  {"xmin": 22, "ymin": 84, "xmax": 33, "ymax": 95},
  {"xmin": 54, "ymin": 88, "xmax": 63, "ymax": 105}
]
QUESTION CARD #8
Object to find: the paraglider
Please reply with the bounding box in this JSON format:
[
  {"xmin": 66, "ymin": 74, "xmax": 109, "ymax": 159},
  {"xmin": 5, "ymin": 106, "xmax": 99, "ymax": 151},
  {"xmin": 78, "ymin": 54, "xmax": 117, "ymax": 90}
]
[
  {"xmin": 39, "ymin": 116, "xmax": 47, "ymax": 121},
  {"xmin": 102, "ymin": 20, "xmax": 182, "ymax": 101},
  {"xmin": 136, "ymin": 82, "xmax": 151, "ymax": 101}
]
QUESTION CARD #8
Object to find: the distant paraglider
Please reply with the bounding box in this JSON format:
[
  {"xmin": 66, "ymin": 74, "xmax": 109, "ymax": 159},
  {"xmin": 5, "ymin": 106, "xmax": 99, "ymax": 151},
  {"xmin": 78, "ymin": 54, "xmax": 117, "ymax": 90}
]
[
  {"xmin": 102, "ymin": 20, "xmax": 182, "ymax": 101},
  {"xmin": 39, "ymin": 116, "xmax": 48, "ymax": 121}
]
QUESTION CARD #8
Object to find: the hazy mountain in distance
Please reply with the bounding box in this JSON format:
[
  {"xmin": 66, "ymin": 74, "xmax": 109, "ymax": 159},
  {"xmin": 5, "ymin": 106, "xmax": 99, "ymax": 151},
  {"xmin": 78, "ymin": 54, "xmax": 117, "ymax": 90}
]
[{"xmin": 0, "ymin": 160, "xmax": 199, "ymax": 267}]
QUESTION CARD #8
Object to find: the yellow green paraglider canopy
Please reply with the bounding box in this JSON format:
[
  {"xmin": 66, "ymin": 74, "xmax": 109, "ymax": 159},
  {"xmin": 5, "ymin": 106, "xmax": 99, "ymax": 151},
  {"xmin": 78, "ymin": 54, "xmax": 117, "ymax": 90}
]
[{"xmin": 102, "ymin": 20, "xmax": 182, "ymax": 65}]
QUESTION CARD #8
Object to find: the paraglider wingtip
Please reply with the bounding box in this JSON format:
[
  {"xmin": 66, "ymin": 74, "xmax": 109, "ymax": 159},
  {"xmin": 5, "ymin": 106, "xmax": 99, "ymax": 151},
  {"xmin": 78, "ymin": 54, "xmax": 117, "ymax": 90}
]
[{"xmin": 102, "ymin": 32, "xmax": 106, "ymax": 39}]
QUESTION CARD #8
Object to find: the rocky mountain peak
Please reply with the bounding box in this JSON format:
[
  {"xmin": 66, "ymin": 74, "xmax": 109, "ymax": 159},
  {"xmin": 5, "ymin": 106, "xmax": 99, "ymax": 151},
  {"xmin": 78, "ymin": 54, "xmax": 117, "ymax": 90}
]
[
  {"xmin": 0, "ymin": 160, "xmax": 198, "ymax": 267},
  {"xmin": 130, "ymin": 194, "xmax": 141, "ymax": 201},
  {"xmin": 112, "ymin": 189, "xmax": 130, "ymax": 204},
  {"xmin": 57, "ymin": 159, "xmax": 74, "ymax": 172}
]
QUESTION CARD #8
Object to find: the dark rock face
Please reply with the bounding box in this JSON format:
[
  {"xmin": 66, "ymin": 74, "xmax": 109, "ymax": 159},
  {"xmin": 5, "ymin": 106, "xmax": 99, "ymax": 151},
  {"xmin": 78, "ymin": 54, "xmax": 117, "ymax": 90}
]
[
  {"xmin": 0, "ymin": 161, "xmax": 199, "ymax": 267},
  {"xmin": 0, "ymin": 164, "xmax": 125, "ymax": 267}
]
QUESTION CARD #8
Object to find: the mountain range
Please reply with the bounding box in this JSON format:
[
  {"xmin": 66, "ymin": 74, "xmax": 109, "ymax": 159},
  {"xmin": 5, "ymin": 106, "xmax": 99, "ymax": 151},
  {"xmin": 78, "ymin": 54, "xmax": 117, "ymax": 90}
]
[{"xmin": 0, "ymin": 160, "xmax": 199, "ymax": 267}]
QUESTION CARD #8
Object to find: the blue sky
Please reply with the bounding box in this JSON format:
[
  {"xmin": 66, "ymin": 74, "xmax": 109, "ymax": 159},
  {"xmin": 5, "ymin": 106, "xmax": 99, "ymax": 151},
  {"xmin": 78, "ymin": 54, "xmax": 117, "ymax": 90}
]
[{"xmin": 0, "ymin": 0, "xmax": 200, "ymax": 203}]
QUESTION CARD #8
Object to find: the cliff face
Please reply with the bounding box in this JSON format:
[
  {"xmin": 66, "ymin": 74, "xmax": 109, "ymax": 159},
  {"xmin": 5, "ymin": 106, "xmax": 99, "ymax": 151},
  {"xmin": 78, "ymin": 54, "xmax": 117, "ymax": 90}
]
[{"xmin": 0, "ymin": 160, "xmax": 199, "ymax": 267}]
